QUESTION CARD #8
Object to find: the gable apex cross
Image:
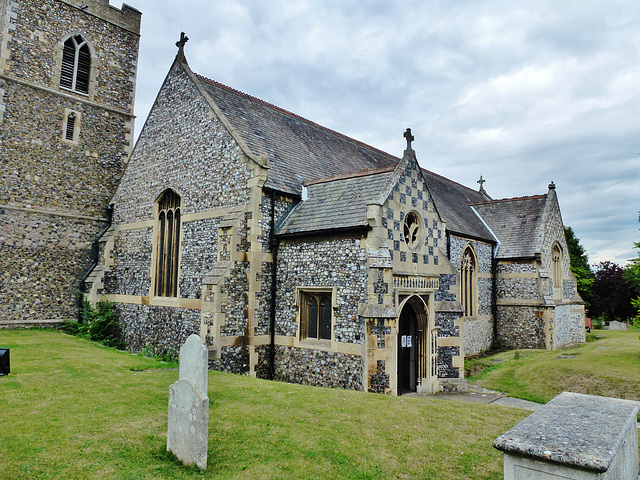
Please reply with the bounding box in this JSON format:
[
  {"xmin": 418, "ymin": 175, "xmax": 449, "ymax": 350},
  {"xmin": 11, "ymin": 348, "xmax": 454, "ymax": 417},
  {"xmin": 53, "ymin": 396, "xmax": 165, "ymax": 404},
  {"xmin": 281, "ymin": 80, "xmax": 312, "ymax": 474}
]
[
  {"xmin": 176, "ymin": 32, "xmax": 189, "ymax": 54},
  {"xmin": 404, "ymin": 128, "xmax": 414, "ymax": 150}
]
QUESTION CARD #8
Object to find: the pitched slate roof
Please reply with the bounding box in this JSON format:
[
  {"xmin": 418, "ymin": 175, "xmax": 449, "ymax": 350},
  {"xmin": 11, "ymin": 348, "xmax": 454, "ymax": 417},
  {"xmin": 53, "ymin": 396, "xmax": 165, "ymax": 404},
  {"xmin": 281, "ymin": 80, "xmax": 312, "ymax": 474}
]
[
  {"xmin": 421, "ymin": 169, "xmax": 495, "ymax": 242},
  {"xmin": 277, "ymin": 169, "xmax": 394, "ymax": 236},
  {"xmin": 195, "ymin": 73, "xmax": 399, "ymax": 196},
  {"xmin": 472, "ymin": 195, "xmax": 548, "ymax": 258}
]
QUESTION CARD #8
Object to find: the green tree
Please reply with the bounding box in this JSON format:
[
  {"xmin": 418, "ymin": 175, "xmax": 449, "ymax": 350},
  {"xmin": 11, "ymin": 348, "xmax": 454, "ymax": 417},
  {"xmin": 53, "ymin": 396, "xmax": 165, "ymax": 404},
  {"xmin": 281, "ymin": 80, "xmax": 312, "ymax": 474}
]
[
  {"xmin": 564, "ymin": 226, "xmax": 594, "ymax": 306},
  {"xmin": 624, "ymin": 211, "xmax": 640, "ymax": 326},
  {"xmin": 590, "ymin": 261, "xmax": 635, "ymax": 323}
]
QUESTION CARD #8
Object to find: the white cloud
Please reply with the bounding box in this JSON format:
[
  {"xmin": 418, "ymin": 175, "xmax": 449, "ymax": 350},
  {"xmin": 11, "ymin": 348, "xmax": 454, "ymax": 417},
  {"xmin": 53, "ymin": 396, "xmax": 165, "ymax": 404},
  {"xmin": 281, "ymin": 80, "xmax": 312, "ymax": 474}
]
[{"xmin": 125, "ymin": 0, "xmax": 640, "ymax": 265}]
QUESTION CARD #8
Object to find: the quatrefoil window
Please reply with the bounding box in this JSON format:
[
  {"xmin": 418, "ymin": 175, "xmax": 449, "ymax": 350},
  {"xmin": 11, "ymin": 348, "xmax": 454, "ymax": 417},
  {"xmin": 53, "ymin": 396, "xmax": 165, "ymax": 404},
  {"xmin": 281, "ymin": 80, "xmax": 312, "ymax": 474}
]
[{"xmin": 403, "ymin": 211, "xmax": 422, "ymax": 250}]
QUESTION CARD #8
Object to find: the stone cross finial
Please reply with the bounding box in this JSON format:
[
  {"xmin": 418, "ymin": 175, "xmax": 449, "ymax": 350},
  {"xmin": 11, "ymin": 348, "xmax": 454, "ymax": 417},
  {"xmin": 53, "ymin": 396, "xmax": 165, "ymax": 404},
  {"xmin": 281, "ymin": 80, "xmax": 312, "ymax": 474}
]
[
  {"xmin": 176, "ymin": 32, "xmax": 189, "ymax": 54},
  {"xmin": 404, "ymin": 128, "xmax": 414, "ymax": 150},
  {"xmin": 477, "ymin": 174, "xmax": 486, "ymax": 191}
]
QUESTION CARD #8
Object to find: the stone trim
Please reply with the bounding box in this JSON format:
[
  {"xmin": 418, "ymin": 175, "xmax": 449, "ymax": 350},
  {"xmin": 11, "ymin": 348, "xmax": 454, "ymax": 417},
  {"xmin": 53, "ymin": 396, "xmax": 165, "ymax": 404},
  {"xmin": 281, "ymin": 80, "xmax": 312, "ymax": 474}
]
[
  {"xmin": 0, "ymin": 1, "xmax": 18, "ymax": 74},
  {"xmin": 0, "ymin": 74, "xmax": 134, "ymax": 117},
  {"xmin": 102, "ymin": 294, "xmax": 201, "ymax": 310},
  {"xmin": 497, "ymin": 298, "xmax": 545, "ymax": 306},
  {"xmin": 392, "ymin": 275, "xmax": 439, "ymax": 291},
  {"xmin": 58, "ymin": 0, "xmax": 142, "ymax": 34},
  {"xmin": 498, "ymin": 272, "xmax": 540, "ymax": 279},
  {"xmin": 0, "ymin": 204, "xmax": 109, "ymax": 222}
]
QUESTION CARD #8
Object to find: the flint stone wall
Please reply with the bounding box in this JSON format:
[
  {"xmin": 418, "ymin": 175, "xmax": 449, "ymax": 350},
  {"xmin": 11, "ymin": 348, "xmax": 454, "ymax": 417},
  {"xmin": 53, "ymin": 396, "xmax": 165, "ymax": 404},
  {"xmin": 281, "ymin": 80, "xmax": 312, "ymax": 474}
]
[
  {"xmin": 179, "ymin": 217, "xmax": 220, "ymax": 299},
  {"xmin": 272, "ymin": 345, "xmax": 364, "ymax": 391},
  {"xmin": 0, "ymin": 0, "xmax": 139, "ymax": 324},
  {"xmin": 437, "ymin": 346, "xmax": 460, "ymax": 378},
  {"xmin": 111, "ymin": 63, "xmax": 252, "ymax": 226},
  {"xmin": 497, "ymin": 305, "xmax": 545, "ymax": 349},
  {"xmin": 103, "ymin": 227, "xmax": 152, "ymax": 296},
  {"xmin": 555, "ymin": 304, "xmax": 584, "ymax": 346},
  {"xmin": 464, "ymin": 316, "xmax": 494, "ymax": 356},
  {"xmin": 449, "ymin": 235, "xmax": 493, "ymax": 273},
  {"xmin": 2, "ymin": 84, "xmax": 129, "ymax": 215},
  {"xmin": 276, "ymin": 237, "xmax": 368, "ymax": 344},
  {"xmin": 5, "ymin": 0, "xmax": 139, "ymax": 111},
  {"xmin": 116, "ymin": 303, "xmax": 200, "ymax": 355},
  {"xmin": 255, "ymin": 194, "xmax": 297, "ymax": 335},
  {"xmin": 0, "ymin": 208, "xmax": 104, "ymax": 322},
  {"xmin": 496, "ymin": 276, "xmax": 540, "ymax": 300}
]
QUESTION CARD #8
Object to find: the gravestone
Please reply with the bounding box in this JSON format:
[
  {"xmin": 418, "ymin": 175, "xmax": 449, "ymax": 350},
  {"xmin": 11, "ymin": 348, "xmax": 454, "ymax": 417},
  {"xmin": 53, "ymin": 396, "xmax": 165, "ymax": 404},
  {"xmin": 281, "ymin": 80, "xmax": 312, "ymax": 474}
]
[
  {"xmin": 167, "ymin": 334, "xmax": 209, "ymax": 470},
  {"xmin": 608, "ymin": 321, "xmax": 627, "ymax": 331},
  {"xmin": 494, "ymin": 392, "xmax": 639, "ymax": 479}
]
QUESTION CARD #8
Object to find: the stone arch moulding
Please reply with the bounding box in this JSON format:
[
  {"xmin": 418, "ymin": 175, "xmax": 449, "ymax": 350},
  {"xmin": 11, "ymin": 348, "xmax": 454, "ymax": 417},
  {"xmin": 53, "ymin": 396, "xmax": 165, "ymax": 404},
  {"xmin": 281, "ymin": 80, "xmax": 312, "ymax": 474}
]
[
  {"xmin": 551, "ymin": 242, "xmax": 563, "ymax": 290},
  {"xmin": 150, "ymin": 188, "xmax": 184, "ymax": 300},
  {"xmin": 460, "ymin": 244, "xmax": 478, "ymax": 317},
  {"xmin": 54, "ymin": 32, "xmax": 98, "ymax": 97},
  {"xmin": 396, "ymin": 294, "xmax": 438, "ymax": 394}
]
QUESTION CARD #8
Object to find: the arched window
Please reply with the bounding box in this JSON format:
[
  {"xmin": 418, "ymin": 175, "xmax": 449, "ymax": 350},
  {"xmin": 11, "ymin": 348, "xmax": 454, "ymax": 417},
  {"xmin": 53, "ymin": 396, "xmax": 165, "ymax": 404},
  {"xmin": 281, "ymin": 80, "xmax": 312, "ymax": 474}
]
[
  {"xmin": 155, "ymin": 190, "xmax": 181, "ymax": 297},
  {"xmin": 62, "ymin": 109, "xmax": 80, "ymax": 143},
  {"xmin": 552, "ymin": 244, "xmax": 562, "ymax": 289},
  {"xmin": 60, "ymin": 35, "xmax": 91, "ymax": 94},
  {"xmin": 460, "ymin": 246, "xmax": 477, "ymax": 317}
]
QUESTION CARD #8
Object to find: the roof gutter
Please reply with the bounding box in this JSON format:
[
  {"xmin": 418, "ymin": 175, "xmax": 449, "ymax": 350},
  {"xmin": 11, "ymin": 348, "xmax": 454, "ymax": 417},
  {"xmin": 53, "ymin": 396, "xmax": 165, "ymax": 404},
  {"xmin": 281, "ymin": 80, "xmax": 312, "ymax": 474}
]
[{"xmin": 275, "ymin": 224, "xmax": 372, "ymax": 240}]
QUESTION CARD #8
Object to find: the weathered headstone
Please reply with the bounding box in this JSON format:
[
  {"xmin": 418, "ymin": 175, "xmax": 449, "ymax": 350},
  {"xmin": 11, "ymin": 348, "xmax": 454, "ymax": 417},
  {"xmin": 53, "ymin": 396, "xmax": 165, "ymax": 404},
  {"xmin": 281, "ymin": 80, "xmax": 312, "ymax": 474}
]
[
  {"xmin": 167, "ymin": 334, "xmax": 209, "ymax": 470},
  {"xmin": 608, "ymin": 320, "xmax": 627, "ymax": 331},
  {"xmin": 494, "ymin": 392, "xmax": 639, "ymax": 479}
]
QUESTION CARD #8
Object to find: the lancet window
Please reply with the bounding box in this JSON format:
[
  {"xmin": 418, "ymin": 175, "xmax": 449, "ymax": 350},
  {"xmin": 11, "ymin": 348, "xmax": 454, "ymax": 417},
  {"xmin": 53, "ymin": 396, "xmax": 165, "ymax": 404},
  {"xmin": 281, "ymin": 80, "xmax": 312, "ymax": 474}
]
[
  {"xmin": 461, "ymin": 247, "xmax": 477, "ymax": 317},
  {"xmin": 60, "ymin": 35, "xmax": 91, "ymax": 94},
  {"xmin": 155, "ymin": 189, "xmax": 181, "ymax": 297}
]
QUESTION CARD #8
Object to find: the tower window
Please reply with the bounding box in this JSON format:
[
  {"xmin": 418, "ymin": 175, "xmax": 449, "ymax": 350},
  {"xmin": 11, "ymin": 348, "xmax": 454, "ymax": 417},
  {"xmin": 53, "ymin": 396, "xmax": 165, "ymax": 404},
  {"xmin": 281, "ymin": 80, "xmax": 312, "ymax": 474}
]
[
  {"xmin": 60, "ymin": 35, "xmax": 91, "ymax": 94},
  {"xmin": 62, "ymin": 109, "xmax": 80, "ymax": 144},
  {"xmin": 65, "ymin": 112, "xmax": 76, "ymax": 140},
  {"xmin": 155, "ymin": 190, "xmax": 182, "ymax": 297}
]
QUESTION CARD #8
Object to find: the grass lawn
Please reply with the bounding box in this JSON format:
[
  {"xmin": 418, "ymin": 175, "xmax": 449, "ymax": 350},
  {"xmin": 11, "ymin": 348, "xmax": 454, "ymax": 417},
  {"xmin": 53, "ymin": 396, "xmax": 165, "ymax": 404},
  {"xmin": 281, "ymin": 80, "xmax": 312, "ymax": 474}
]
[
  {"xmin": 0, "ymin": 329, "xmax": 529, "ymax": 480},
  {"xmin": 466, "ymin": 328, "xmax": 640, "ymax": 404}
]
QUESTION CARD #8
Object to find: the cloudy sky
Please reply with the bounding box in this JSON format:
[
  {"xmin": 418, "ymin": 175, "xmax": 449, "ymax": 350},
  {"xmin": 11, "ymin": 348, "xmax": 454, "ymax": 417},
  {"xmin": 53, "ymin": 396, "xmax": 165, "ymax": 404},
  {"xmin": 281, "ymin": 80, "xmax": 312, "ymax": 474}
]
[{"xmin": 123, "ymin": 0, "xmax": 639, "ymax": 266}]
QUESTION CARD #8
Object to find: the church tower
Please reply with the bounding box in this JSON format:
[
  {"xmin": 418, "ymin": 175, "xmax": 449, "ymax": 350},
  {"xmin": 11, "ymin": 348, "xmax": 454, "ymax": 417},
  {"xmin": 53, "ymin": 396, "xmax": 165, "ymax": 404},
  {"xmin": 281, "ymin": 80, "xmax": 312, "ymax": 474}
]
[{"xmin": 0, "ymin": 0, "xmax": 141, "ymax": 325}]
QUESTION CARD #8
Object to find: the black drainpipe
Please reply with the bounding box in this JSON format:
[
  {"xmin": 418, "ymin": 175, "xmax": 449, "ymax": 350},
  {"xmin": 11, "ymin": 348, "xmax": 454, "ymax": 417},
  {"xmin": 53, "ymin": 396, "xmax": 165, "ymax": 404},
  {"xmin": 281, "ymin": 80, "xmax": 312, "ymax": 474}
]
[
  {"xmin": 268, "ymin": 191, "xmax": 279, "ymax": 380},
  {"xmin": 446, "ymin": 230, "xmax": 451, "ymax": 260},
  {"xmin": 491, "ymin": 247, "xmax": 498, "ymax": 345},
  {"xmin": 78, "ymin": 204, "xmax": 114, "ymax": 321}
]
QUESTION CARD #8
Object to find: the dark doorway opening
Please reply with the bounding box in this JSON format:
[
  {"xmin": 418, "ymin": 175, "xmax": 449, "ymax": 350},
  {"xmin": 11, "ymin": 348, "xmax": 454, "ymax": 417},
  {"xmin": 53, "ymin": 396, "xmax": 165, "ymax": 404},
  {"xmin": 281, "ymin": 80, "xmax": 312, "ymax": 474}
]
[{"xmin": 397, "ymin": 304, "xmax": 417, "ymax": 395}]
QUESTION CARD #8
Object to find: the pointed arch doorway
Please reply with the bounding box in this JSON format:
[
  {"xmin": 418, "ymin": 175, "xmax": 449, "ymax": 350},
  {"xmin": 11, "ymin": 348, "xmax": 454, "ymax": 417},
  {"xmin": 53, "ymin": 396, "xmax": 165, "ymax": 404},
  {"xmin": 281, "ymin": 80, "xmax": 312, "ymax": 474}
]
[{"xmin": 397, "ymin": 295, "xmax": 435, "ymax": 395}]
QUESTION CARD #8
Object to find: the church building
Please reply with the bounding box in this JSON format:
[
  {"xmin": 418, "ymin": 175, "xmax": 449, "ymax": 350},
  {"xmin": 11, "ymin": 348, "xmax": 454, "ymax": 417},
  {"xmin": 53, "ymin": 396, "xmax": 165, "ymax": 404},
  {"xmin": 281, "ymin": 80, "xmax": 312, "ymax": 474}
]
[{"xmin": 84, "ymin": 40, "xmax": 585, "ymax": 395}]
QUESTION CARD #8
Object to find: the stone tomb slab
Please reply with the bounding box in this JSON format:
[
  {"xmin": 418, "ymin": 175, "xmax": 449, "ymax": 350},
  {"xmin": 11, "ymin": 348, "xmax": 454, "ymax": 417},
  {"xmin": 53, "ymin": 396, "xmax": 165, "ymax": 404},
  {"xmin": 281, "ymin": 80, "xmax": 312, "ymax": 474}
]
[
  {"xmin": 494, "ymin": 392, "xmax": 639, "ymax": 479},
  {"xmin": 167, "ymin": 378, "xmax": 209, "ymax": 470},
  {"xmin": 167, "ymin": 334, "xmax": 209, "ymax": 470},
  {"xmin": 179, "ymin": 334, "xmax": 208, "ymax": 394}
]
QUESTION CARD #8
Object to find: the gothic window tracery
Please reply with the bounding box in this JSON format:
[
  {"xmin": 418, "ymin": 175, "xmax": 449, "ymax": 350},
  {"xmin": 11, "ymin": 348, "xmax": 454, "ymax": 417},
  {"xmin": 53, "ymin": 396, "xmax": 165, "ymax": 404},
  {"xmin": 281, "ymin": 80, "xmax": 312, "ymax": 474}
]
[
  {"xmin": 155, "ymin": 189, "xmax": 181, "ymax": 297},
  {"xmin": 60, "ymin": 35, "xmax": 91, "ymax": 94},
  {"xmin": 461, "ymin": 246, "xmax": 477, "ymax": 317},
  {"xmin": 403, "ymin": 211, "xmax": 422, "ymax": 250},
  {"xmin": 300, "ymin": 291, "xmax": 332, "ymax": 341}
]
